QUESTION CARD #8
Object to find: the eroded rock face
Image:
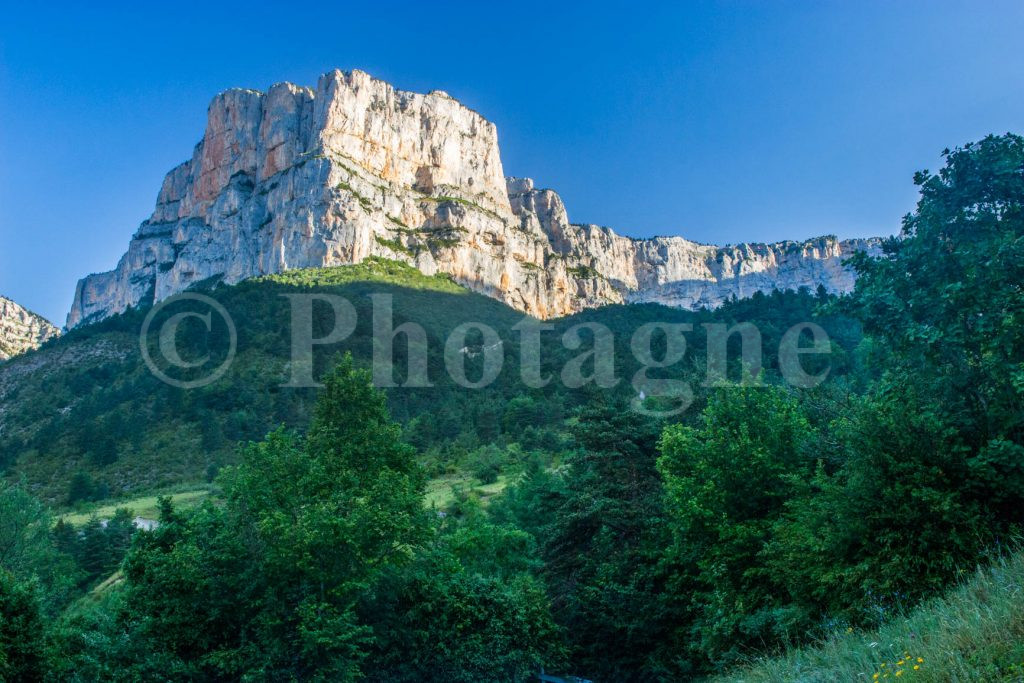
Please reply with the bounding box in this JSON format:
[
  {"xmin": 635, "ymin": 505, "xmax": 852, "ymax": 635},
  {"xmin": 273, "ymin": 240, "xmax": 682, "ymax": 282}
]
[
  {"xmin": 67, "ymin": 69, "xmax": 880, "ymax": 327},
  {"xmin": 0, "ymin": 296, "xmax": 59, "ymax": 360}
]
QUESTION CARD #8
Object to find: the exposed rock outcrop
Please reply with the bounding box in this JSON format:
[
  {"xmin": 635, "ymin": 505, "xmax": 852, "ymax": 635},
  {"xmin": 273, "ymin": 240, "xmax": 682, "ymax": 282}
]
[
  {"xmin": 67, "ymin": 69, "xmax": 880, "ymax": 327},
  {"xmin": 0, "ymin": 296, "xmax": 59, "ymax": 360}
]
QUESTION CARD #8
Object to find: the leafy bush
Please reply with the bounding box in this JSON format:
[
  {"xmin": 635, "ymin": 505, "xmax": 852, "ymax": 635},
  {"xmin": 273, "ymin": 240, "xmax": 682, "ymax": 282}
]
[{"xmin": 466, "ymin": 444, "xmax": 505, "ymax": 484}]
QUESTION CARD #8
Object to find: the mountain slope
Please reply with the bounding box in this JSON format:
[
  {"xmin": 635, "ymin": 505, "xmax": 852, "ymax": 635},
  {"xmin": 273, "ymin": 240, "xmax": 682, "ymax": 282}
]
[
  {"xmin": 716, "ymin": 550, "xmax": 1024, "ymax": 682},
  {"xmin": 67, "ymin": 69, "xmax": 879, "ymax": 328},
  {"xmin": 2, "ymin": 259, "xmax": 862, "ymax": 503},
  {"xmin": 0, "ymin": 295, "xmax": 59, "ymax": 360}
]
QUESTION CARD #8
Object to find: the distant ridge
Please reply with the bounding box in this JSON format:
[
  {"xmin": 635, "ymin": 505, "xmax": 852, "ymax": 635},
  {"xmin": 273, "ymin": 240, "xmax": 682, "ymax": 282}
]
[{"xmin": 0, "ymin": 295, "xmax": 59, "ymax": 360}]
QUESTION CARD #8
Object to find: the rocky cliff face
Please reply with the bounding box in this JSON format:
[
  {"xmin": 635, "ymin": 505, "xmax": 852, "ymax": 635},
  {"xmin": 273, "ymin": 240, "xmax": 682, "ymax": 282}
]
[
  {"xmin": 0, "ymin": 296, "xmax": 59, "ymax": 360},
  {"xmin": 67, "ymin": 69, "xmax": 880, "ymax": 327}
]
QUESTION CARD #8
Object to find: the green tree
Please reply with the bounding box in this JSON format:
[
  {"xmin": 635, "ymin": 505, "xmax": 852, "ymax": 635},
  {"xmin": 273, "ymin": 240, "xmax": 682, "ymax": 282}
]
[
  {"xmin": 528, "ymin": 401, "xmax": 687, "ymax": 679},
  {"xmin": 364, "ymin": 507, "xmax": 565, "ymax": 682},
  {"xmin": 489, "ymin": 453, "xmax": 566, "ymax": 549},
  {"xmin": 46, "ymin": 590, "xmax": 136, "ymax": 682},
  {"xmin": 51, "ymin": 519, "xmax": 79, "ymax": 559},
  {"xmin": 0, "ymin": 571, "xmax": 46, "ymax": 682},
  {"xmin": 73, "ymin": 509, "xmax": 135, "ymax": 586},
  {"xmin": 844, "ymin": 134, "xmax": 1024, "ymax": 521},
  {"xmin": 120, "ymin": 356, "xmax": 428, "ymax": 680},
  {"xmin": 0, "ymin": 482, "xmax": 78, "ymax": 614},
  {"xmin": 466, "ymin": 443, "xmax": 504, "ymax": 484},
  {"xmin": 77, "ymin": 518, "xmax": 112, "ymax": 582},
  {"xmin": 658, "ymin": 385, "xmax": 815, "ymax": 662},
  {"xmin": 763, "ymin": 378, "xmax": 989, "ymax": 625},
  {"xmin": 66, "ymin": 471, "xmax": 96, "ymax": 505}
]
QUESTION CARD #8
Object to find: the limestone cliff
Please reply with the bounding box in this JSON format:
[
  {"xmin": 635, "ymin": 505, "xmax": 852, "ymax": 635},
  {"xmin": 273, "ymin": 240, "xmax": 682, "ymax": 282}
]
[
  {"xmin": 67, "ymin": 69, "xmax": 880, "ymax": 327},
  {"xmin": 0, "ymin": 296, "xmax": 59, "ymax": 360}
]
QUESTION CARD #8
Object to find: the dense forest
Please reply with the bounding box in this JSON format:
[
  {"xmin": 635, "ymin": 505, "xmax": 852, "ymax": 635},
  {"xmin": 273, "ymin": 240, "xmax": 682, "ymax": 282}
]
[{"xmin": 1, "ymin": 134, "xmax": 1023, "ymax": 680}]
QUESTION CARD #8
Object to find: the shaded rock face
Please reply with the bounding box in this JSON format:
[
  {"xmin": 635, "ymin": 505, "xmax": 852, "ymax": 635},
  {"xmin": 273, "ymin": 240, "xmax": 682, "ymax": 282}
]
[
  {"xmin": 0, "ymin": 296, "xmax": 59, "ymax": 360},
  {"xmin": 67, "ymin": 69, "xmax": 880, "ymax": 327}
]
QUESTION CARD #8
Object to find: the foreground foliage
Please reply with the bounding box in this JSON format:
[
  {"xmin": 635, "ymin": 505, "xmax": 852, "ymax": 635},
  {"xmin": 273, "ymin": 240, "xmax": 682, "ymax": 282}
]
[
  {"xmin": 0, "ymin": 135, "xmax": 1022, "ymax": 680},
  {"xmin": 41, "ymin": 357, "xmax": 562, "ymax": 681}
]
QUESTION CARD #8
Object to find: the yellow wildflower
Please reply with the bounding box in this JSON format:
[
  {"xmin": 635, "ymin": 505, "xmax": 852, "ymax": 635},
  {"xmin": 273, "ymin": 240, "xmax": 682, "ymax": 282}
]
[
  {"xmin": 913, "ymin": 665, "xmax": 920, "ymax": 670},
  {"xmin": 917, "ymin": 657, "xmax": 923, "ymax": 663}
]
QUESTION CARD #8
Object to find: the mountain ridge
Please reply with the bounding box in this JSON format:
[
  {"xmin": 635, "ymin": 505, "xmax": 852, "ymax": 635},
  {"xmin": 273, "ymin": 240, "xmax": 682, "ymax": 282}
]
[
  {"xmin": 0, "ymin": 295, "xmax": 60, "ymax": 360},
  {"xmin": 67, "ymin": 68, "xmax": 881, "ymax": 328}
]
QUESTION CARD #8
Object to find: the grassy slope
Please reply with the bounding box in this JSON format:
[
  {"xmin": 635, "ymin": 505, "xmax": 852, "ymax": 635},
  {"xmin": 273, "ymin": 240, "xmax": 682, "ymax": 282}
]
[
  {"xmin": 58, "ymin": 487, "xmax": 213, "ymax": 525},
  {"xmin": 716, "ymin": 552, "xmax": 1024, "ymax": 682},
  {"xmin": 56, "ymin": 470, "xmax": 512, "ymax": 526}
]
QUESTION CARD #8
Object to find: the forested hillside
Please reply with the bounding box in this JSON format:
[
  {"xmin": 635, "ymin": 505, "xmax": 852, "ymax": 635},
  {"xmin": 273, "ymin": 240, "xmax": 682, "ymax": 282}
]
[
  {"xmin": 1, "ymin": 135, "xmax": 1023, "ymax": 680},
  {"xmin": 0, "ymin": 258, "xmax": 858, "ymax": 504}
]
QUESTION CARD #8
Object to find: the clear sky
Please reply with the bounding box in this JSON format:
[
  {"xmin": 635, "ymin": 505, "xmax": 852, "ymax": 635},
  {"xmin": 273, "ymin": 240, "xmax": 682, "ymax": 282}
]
[{"xmin": 2, "ymin": 1, "xmax": 1023, "ymax": 324}]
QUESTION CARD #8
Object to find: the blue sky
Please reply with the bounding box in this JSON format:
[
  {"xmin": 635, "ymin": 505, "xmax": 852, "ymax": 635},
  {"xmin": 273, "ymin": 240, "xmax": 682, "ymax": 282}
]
[{"xmin": 2, "ymin": 1, "xmax": 1023, "ymax": 324}]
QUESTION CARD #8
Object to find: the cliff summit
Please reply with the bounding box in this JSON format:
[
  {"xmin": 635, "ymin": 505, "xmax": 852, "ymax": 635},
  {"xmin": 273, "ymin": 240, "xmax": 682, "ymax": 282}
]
[{"xmin": 68, "ymin": 69, "xmax": 879, "ymax": 327}]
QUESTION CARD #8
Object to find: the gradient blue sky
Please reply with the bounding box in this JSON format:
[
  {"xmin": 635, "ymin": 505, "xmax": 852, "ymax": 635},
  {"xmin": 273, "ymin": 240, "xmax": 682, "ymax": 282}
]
[{"xmin": 2, "ymin": 1, "xmax": 1024, "ymax": 324}]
